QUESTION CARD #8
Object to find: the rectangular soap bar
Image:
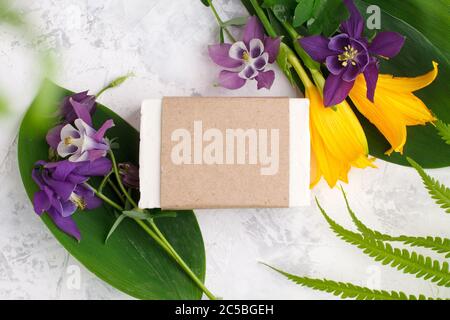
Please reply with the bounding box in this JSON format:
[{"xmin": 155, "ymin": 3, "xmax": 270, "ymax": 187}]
[{"xmin": 139, "ymin": 97, "xmax": 310, "ymax": 210}]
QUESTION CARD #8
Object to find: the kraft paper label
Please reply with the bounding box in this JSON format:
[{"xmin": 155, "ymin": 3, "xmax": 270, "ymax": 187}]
[{"xmin": 160, "ymin": 97, "xmax": 290, "ymax": 209}]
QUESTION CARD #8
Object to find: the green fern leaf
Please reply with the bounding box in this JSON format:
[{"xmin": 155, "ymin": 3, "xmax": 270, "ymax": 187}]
[
  {"xmin": 340, "ymin": 188, "xmax": 450, "ymax": 258},
  {"xmin": 436, "ymin": 120, "xmax": 450, "ymax": 145},
  {"xmin": 264, "ymin": 264, "xmax": 432, "ymax": 300},
  {"xmin": 316, "ymin": 198, "xmax": 450, "ymax": 287},
  {"xmin": 407, "ymin": 157, "xmax": 450, "ymax": 214},
  {"xmin": 395, "ymin": 236, "xmax": 450, "ymax": 259}
]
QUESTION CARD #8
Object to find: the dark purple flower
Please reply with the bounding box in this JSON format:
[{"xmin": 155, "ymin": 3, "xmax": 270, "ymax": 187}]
[
  {"xmin": 299, "ymin": 0, "xmax": 405, "ymax": 106},
  {"xmin": 32, "ymin": 158, "xmax": 111, "ymax": 241},
  {"xmin": 61, "ymin": 91, "xmax": 96, "ymax": 124},
  {"xmin": 118, "ymin": 163, "xmax": 139, "ymax": 189},
  {"xmin": 208, "ymin": 16, "xmax": 280, "ymax": 90}
]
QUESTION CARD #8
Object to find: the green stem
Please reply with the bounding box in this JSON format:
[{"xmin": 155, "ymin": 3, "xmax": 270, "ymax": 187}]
[
  {"xmin": 109, "ymin": 149, "xmax": 138, "ymax": 208},
  {"xmin": 148, "ymin": 219, "xmax": 217, "ymax": 300},
  {"xmin": 107, "ymin": 178, "xmax": 125, "ymax": 203},
  {"xmin": 207, "ymin": 0, "xmax": 236, "ymax": 42},
  {"xmin": 277, "ymin": 19, "xmax": 326, "ymax": 91},
  {"xmin": 249, "ymin": 0, "xmax": 277, "ymax": 37},
  {"xmin": 86, "ymin": 182, "xmax": 217, "ymax": 300}
]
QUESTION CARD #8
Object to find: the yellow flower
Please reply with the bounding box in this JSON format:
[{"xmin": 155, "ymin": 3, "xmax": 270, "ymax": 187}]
[
  {"xmin": 349, "ymin": 62, "xmax": 438, "ymax": 155},
  {"xmin": 308, "ymin": 85, "xmax": 375, "ymax": 188}
]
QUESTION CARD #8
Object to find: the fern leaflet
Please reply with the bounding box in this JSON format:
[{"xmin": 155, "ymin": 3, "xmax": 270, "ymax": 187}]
[
  {"xmin": 436, "ymin": 120, "xmax": 450, "ymax": 145},
  {"xmin": 264, "ymin": 264, "xmax": 433, "ymax": 300},
  {"xmin": 316, "ymin": 198, "xmax": 450, "ymax": 287},
  {"xmin": 340, "ymin": 187, "xmax": 450, "ymax": 258},
  {"xmin": 407, "ymin": 157, "xmax": 450, "ymax": 214}
]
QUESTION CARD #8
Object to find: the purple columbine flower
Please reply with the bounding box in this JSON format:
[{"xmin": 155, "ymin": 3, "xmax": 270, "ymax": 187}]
[
  {"xmin": 208, "ymin": 16, "xmax": 281, "ymax": 90},
  {"xmin": 32, "ymin": 158, "xmax": 111, "ymax": 240},
  {"xmin": 46, "ymin": 91, "xmax": 115, "ymax": 162},
  {"xmin": 57, "ymin": 118, "xmax": 114, "ymax": 162},
  {"xmin": 118, "ymin": 162, "xmax": 139, "ymax": 189},
  {"xmin": 299, "ymin": 0, "xmax": 405, "ymax": 106}
]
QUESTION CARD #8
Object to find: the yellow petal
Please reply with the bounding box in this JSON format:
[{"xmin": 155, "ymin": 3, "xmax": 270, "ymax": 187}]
[
  {"xmin": 377, "ymin": 61, "xmax": 438, "ymax": 93},
  {"xmin": 350, "ymin": 76, "xmax": 407, "ymax": 154},
  {"xmin": 307, "ymin": 86, "xmax": 369, "ymax": 163},
  {"xmin": 350, "ymin": 62, "xmax": 438, "ymax": 155},
  {"xmin": 308, "ymin": 85, "xmax": 373, "ymax": 188}
]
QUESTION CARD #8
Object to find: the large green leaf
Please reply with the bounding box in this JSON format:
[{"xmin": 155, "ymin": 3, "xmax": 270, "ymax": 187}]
[
  {"xmin": 18, "ymin": 81, "xmax": 206, "ymax": 300},
  {"xmin": 352, "ymin": 0, "xmax": 450, "ymax": 168}
]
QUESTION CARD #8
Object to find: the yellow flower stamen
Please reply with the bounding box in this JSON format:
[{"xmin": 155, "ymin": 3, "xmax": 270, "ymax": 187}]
[
  {"xmin": 64, "ymin": 136, "xmax": 73, "ymax": 145},
  {"xmin": 338, "ymin": 45, "xmax": 359, "ymax": 67},
  {"xmin": 242, "ymin": 51, "xmax": 250, "ymax": 62},
  {"xmin": 70, "ymin": 193, "xmax": 86, "ymax": 210}
]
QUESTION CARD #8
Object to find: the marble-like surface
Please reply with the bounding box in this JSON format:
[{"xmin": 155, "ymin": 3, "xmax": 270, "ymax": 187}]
[{"xmin": 0, "ymin": 0, "xmax": 449, "ymax": 300}]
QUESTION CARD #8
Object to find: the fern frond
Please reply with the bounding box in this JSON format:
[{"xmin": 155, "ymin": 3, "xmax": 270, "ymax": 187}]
[
  {"xmin": 264, "ymin": 264, "xmax": 432, "ymax": 300},
  {"xmin": 436, "ymin": 120, "xmax": 450, "ymax": 145},
  {"xmin": 407, "ymin": 157, "xmax": 450, "ymax": 214},
  {"xmin": 316, "ymin": 198, "xmax": 450, "ymax": 287},
  {"xmin": 395, "ymin": 236, "xmax": 450, "ymax": 259},
  {"xmin": 340, "ymin": 187, "xmax": 450, "ymax": 258},
  {"xmin": 340, "ymin": 187, "xmax": 395, "ymax": 241}
]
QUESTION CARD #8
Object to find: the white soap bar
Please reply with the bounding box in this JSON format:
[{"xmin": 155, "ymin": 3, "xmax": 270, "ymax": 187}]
[{"xmin": 139, "ymin": 98, "xmax": 310, "ymax": 209}]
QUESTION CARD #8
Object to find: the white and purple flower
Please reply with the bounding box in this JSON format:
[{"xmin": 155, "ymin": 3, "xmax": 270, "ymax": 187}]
[
  {"xmin": 208, "ymin": 16, "xmax": 280, "ymax": 90},
  {"xmin": 57, "ymin": 118, "xmax": 114, "ymax": 162}
]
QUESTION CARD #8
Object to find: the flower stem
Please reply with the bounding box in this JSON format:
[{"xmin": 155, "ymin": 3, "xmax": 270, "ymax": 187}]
[
  {"xmin": 87, "ymin": 182, "xmax": 217, "ymax": 300},
  {"xmin": 207, "ymin": 0, "xmax": 236, "ymax": 42},
  {"xmin": 108, "ymin": 149, "xmax": 138, "ymax": 208},
  {"xmin": 147, "ymin": 219, "xmax": 217, "ymax": 300}
]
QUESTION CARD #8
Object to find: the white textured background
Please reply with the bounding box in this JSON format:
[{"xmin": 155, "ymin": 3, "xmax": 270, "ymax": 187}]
[{"xmin": 0, "ymin": 0, "xmax": 449, "ymax": 300}]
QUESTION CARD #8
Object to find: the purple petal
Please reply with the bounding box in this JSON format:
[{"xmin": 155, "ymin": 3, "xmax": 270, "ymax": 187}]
[
  {"xmin": 41, "ymin": 171, "xmax": 75, "ymax": 200},
  {"xmin": 46, "ymin": 160, "xmax": 79, "ymax": 181},
  {"xmin": 243, "ymin": 16, "xmax": 264, "ymax": 46},
  {"xmin": 340, "ymin": 0, "xmax": 364, "ymax": 39},
  {"xmin": 264, "ymin": 37, "xmax": 281, "ymax": 63},
  {"xmin": 326, "ymin": 55, "xmax": 344, "ymax": 75},
  {"xmin": 239, "ymin": 65, "xmax": 258, "ymax": 79},
  {"xmin": 87, "ymin": 149, "xmax": 107, "ymax": 162},
  {"xmin": 299, "ymin": 36, "xmax": 334, "ymax": 63},
  {"xmin": 369, "ymin": 31, "xmax": 405, "ymax": 58},
  {"xmin": 253, "ymin": 53, "xmax": 269, "ymax": 70},
  {"xmin": 46, "ymin": 125, "xmax": 63, "ymax": 149},
  {"xmin": 74, "ymin": 158, "xmax": 112, "ymax": 177},
  {"xmin": 71, "ymin": 98, "xmax": 93, "ymax": 126},
  {"xmin": 47, "ymin": 208, "xmax": 81, "ymax": 241},
  {"xmin": 228, "ymin": 41, "xmax": 247, "ymax": 60},
  {"xmin": 328, "ymin": 34, "xmax": 350, "ymax": 52},
  {"xmin": 249, "ymin": 38, "xmax": 264, "ymax": 58},
  {"xmin": 363, "ymin": 59, "xmax": 380, "ymax": 102},
  {"xmin": 33, "ymin": 190, "xmax": 51, "ymax": 215},
  {"xmin": 218, "ymin": 70, "xmax": 246, "ymax": 89},
  {"xmin": 342, "ymin": 63, "xmax": 360, "ymax": 82},
  {"xmin": 255, "ymin": 70, "xmax": 275, "ymax": 90},
  {"xmin": 93, "ymin": 119, "xmax": 115, "ymax": 142},
  {"xmin": 208, "ymin": 44, "xmax": 243, "ymax": 68},
  {"xmin": 61, "ymin": 200, "xmax": 77, "ymax": 217},
  {"xmin": 324, "ymin": 74, "xmax": 355, "ymax": 106}
]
